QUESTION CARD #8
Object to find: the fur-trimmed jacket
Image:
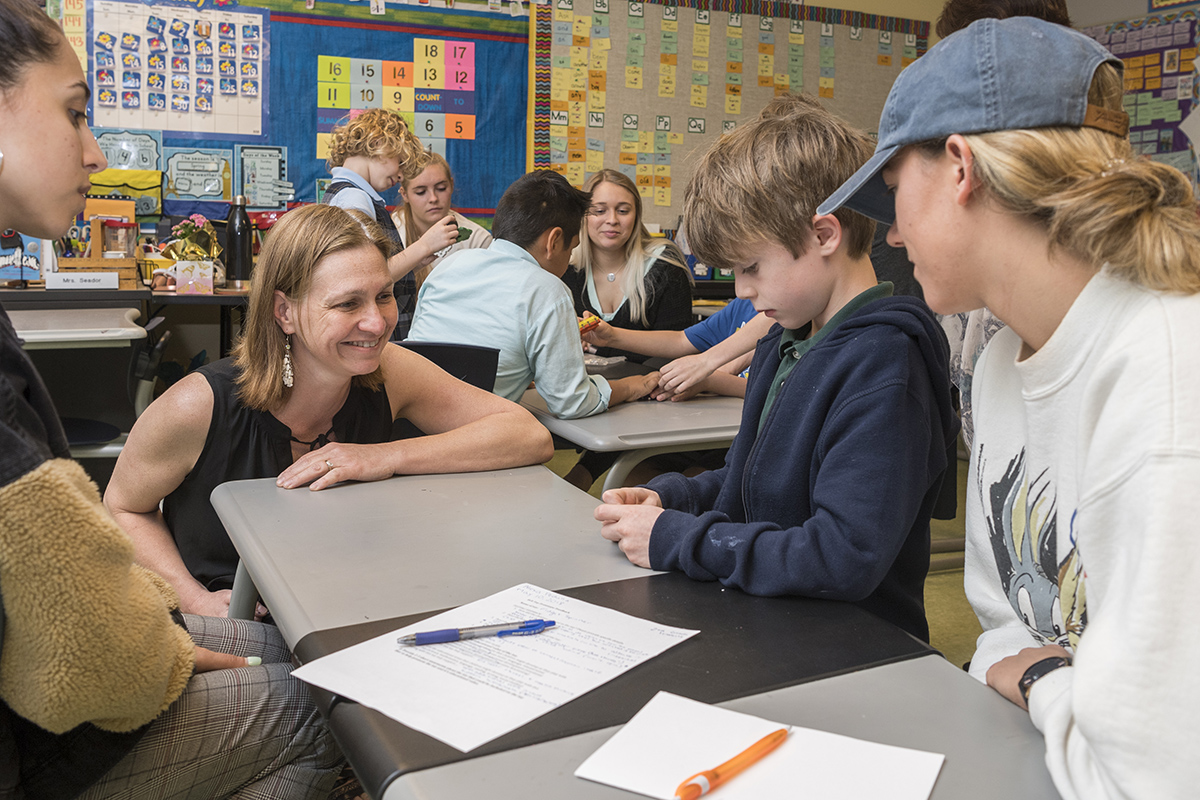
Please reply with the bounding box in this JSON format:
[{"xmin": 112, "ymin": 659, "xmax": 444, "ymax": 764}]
[{"xmin": 0, "ymin": 306, "xmax": 194, "ymax": 799}]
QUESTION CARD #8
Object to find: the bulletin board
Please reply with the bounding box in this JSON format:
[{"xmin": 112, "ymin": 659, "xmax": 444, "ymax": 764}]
[
  {"xmin": 82, "ymin": 0, "xmax": 529, "ymax": 215},
  {"xmin": 529, "ymin": 0, "xmax": 929, "ymax": 227},
  {"xmin": 1080, "ymin": 11, "xmax": 1199, "ymax": 186}
]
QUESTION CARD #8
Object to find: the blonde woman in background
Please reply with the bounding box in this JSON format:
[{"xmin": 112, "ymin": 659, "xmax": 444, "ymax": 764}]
[
  {"xmin": 392, "ymin": 152, "xmax": 492, "ymax": 292},
  {"xmin": 565, "ymin": 169, "xmax": 693, "ymax": 363},
  {"xmin": 822, "ymin": 17, "xmax": 1200, "ymax": 798}
]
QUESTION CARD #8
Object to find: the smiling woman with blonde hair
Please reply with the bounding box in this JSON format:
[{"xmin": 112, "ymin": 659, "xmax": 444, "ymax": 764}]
[{"xmin": 105, "ymin": 203, "xmax": 552, "ymax": 622}]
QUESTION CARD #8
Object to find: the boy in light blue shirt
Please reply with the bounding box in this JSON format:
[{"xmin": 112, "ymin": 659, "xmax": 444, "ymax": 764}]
[{"xmin": 409, "ymin": 171, "xmax": 658, "ymax": 418}]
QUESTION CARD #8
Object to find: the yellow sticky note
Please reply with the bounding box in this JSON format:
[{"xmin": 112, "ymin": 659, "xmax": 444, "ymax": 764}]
[
  {"xmin": 638, "ymin": 131, "xmax": 653, "ymax": 150},
  {"xmin": 654, "ymin": 186, "xmax": 672, "ymax": 206},
  {"xmin": 668, "ymin": 132, "xmax": 685, "ymax": 144},
  {"xmin": 595, "ymin": 37, "xmax": 612, "ymax": 51},
  {"xmin": 589, "ymin": 90, "xmax": 607, "ymax": 111},
  {"xmin": 626, "ymin": 65, "xmax": 643, "ymax": 89},
  {"xmin": 662, "ymin": 19, "xmax": 678, "ymax": 32},
  {"xmin": 586, "ymin": 150, "xmax": 605, "ymax": 171},
  {"xmin": 316, "ymin": 133, "xmax": 333, "ymax": 160},
  {"xmin": 571, "ymin": 47, "xmax": 589, "ymax": 66},
  {"xmin": 694, "ymin": 40, "xmax": 710, "ymax": 57},
  {"xmin": 758, "ymin": 54, "xmax": 774, "ymax": 76},
  {"xmin": 653, "ymin": 164, "xmax": 671, "ymax": 176},
  {"xmin": 572, "ymin": 16, "xmax": 591, "ymax": 35},
  {"xmin": 590, "ymin": 52, "xmax": 609, "ymax": 70},
  {"xmin": 724, "ymin": 93, "xmax": 741, "ymax": 115},
  {"xmin": 566, "ymin": 163, "xmax": 586, "ymax": 186},
  {"xmin": 568, "ymin": 105, "xmax": 586, "ymax": 125},
  {"xmin": 790, "ymin": 33, "xmax": 804, "ymax": 45},
  {"xmin": 620, "ymin": 140, "xmax": 638, "ymax": 153},
  {"xmin": 692, "ymin": 59, "xmax": 709, "ymax": 72},
  {"xmin": 774, "ymin": 73, "xmax": 789, "ymax": 88},
  {"xmin": 658, "ymin": 77, "xmax": 676, "ymax": 97},
  {"xmin": 555, "ymin": 8, "xmax": 572, "ymax": 21},
  {"xmin": 690, "ymin": 84, "xmax": 707, "ymax": 108}
]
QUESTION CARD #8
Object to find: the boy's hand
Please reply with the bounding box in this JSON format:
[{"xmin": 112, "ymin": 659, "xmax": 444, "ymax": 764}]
[
  {"xmin": 657, "ymin": 353, "xmax": 717, "ymax": 397},
  {"xmin": 600, "ymin": 486, "xmax": 662, "ymax": 506},
  {"xmin": 417, "ymin": 214, "xmax": 460, "ymax": 260},
  {"xmin": 595, "ymin": 501, "xmax": 663, "ymax": 568}
]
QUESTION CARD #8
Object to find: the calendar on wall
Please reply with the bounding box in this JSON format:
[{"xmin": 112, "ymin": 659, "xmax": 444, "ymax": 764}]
[{"xmin": 316, "ymin": 38, "xmax": 478, "ymax": 161}]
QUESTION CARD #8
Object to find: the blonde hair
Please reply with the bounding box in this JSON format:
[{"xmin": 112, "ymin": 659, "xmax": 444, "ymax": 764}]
[
  {"xmin": 400, "ymin": 152, "xmax": 454, "ymax": 290},
  {"xmin": 325, "ymin": 108, "xmax": 431, "ymax": 180},
  {"xmin": 940, "ymin": 63, "xmax": 1200, "ymax": 293},
  {"xmin": 571, "ymin": 169, "xmax": 690, "ymax": 326},
  {"xmin": 231, "ymin": 204, "xmax": 394, "ymax": 411},
  {"xmin": 684, "ymin": 109, "xmax": 877, "ymax": 272}
]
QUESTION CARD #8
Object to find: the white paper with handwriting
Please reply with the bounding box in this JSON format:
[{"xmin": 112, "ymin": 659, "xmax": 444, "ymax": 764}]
[
  {"xmin": 292, "ymin": 584, "xmax": 697, "ymax": 752},
  {"xmin": 576, "ymin": 692, "xmax": 945, "ymax": 799}
]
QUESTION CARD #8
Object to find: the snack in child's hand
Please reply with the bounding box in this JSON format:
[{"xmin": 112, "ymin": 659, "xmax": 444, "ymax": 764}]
[{"xmin": 579, "ymin": 313, "xmax": 602, "ymax": 334}]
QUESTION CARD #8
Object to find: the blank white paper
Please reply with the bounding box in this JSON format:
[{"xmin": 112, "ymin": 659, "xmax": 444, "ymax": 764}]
[{"xmin": 576, "ymin": 691, "xmax": 945, "ymax": 800}]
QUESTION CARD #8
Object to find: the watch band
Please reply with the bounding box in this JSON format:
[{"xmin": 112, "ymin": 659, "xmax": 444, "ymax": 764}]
[{"xmin": 1019, "ymin": 655, "xmax": 1072, "ymax": 702}]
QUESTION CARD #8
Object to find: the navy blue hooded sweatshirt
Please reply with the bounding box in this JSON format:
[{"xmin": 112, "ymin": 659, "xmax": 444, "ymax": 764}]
[{"xmin": 646, "ymin": 294, "xmax": 959, "ymax": 641}]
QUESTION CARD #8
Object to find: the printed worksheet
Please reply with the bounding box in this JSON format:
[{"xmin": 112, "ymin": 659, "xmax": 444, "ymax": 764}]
[{"xmin": 292, "ymin": 583, "xmax": 698, "ymax": 752}]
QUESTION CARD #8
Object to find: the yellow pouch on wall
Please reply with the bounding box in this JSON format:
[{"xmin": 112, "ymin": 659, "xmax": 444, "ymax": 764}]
[{"xmin": 89, "ymin": 168, "xmax": 164, "ymax": 218}]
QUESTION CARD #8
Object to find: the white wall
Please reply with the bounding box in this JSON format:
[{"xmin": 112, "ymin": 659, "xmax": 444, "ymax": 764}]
[{"xmin": 1068, "ymin": 0, "xmax": 1200, "ymax": 27}]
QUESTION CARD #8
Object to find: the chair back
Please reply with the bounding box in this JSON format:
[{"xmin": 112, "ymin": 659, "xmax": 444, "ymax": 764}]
[{"xmin": 392, "ymin": 341, "xmax": 500, "ymax": 440}]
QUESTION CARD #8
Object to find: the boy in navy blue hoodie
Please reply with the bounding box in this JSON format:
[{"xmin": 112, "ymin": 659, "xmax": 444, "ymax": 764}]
[{"xmin": 595, "ymin": 107, "xmax": 958, "ymax": 641}]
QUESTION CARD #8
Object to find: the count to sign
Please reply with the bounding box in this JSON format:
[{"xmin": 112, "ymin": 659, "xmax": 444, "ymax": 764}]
[{"xmin": 315, "ymin": 39, "xmax": 477, "ymax": 161}]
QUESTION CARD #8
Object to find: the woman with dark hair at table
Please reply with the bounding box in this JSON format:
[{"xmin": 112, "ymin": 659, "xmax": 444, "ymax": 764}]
[
  {"xmin": 105, "ymin": 203, "xmax": 552, "ymax": 620},
  {"xmin": 0, "ymin": 1, "xmax": 351, "ymax": 796}
]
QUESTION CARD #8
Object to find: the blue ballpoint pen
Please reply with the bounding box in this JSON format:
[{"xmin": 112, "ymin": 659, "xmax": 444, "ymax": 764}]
[{"xmin": 397, "ymin": 619, "xmax": 556, "ymax": 646}]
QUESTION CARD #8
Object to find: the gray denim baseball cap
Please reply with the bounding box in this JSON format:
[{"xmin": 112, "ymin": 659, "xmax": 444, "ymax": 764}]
[{"xmin": 818, "ymin": 16, "xmax": 1127, "ymax": 224}]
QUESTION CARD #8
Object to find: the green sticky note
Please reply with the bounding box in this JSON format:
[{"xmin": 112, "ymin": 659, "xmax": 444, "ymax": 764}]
[{"xmin": 692, "ymin": 72, "xmax": 709, "ymax": 85}]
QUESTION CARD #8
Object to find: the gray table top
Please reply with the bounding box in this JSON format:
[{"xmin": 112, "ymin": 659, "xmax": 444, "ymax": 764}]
[
  {"xmin": 384, "ymin": 654, "xmax": 1059, "ymax": 800},
  {"xmin": 520, "ymin": 388, "xmax": 743, "ymax": 452},
  {"xmin": 210, "ymin": 465, "xmax": 649, "ymax": 645}
]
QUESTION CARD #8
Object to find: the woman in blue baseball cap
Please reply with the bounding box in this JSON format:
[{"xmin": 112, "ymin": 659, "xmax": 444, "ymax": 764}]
[{"xmin": 823, "ymin": 16, "xmax": 1200, "ymax": 799}]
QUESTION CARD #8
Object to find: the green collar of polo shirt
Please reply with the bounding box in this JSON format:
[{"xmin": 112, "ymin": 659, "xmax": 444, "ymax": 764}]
[{"xmin": 757, "ymin": 282, "xmax": 894, "ymax": 434}]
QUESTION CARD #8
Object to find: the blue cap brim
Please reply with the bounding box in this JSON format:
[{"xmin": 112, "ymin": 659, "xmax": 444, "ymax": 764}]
[{"xmin": 816, "ymin": 142, "xmax": 899, "ymax": 225}]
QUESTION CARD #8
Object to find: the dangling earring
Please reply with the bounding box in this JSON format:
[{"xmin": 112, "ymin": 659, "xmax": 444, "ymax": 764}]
[{"xmin": 282, "ymin": 335, "xmax": 294, "ymax": 388}]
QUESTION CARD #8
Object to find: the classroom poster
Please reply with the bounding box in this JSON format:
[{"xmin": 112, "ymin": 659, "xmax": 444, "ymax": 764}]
[
  {"xmin": 530, "ymin": 0, "xmax": 928, "ymax": 227},
  {"xmin": 1082, "ymin": 11, "xmax": 1199, "ymax": 187},
  {"xmin": 89, "ymin": 0, "xmax": 269, "ymax": 140}
]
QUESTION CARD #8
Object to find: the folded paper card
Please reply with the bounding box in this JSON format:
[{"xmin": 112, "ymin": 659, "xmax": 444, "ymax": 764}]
[{"xmin": 576, "ymin": 691, "xmax": 945, "ymax": 800}]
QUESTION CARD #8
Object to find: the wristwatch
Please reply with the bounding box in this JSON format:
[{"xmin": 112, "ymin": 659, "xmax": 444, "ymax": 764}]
[{"xmin": 1019, "ymin": 655, "xmax": 1072, "ymax": 702}]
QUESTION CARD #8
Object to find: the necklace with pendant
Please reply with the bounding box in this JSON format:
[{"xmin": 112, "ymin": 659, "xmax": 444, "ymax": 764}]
[{"xmin": 606, "ymin": 272, "xmax": 616, "ymax": 282}]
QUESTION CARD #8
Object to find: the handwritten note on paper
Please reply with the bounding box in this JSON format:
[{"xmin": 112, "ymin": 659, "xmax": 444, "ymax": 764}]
[
  {"xmin": 292, "ymin": 584, "xmax": 698, "ymax": 752},
  {"xmin": 576, "ymin": 692, "xmax": 945, "ymax": 800}
]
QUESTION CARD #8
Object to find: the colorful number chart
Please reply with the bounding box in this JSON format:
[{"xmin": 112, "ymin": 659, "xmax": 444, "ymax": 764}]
[
  {"xmin": 316, "ymin": 39, "xmax": 477, "ymax": 162},
  {"xmin": 89, "ymin": 0, "xmax": 267, "ymax": 140}
]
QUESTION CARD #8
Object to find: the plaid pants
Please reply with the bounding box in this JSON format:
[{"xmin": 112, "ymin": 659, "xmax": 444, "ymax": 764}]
[{"xmin": 78, "ymin": 615, "xmax": 343, "ymax": 800}]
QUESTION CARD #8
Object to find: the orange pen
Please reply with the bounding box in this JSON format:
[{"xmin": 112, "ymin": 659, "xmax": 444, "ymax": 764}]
[{"xmin": 674, "ymin": 728, "xmax": 789, "ymax": 800}]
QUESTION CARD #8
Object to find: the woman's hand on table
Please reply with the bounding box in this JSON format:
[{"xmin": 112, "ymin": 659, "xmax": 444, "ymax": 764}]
[{"xmin": 276, "ymin": 442, "xmax": 397, "ymax": 491}]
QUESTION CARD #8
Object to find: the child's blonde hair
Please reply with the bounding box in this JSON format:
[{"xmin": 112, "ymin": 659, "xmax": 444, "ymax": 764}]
[
  {"xmin": 930, "ymin": 62, "xmax": 1200, "ymax": 293},
  {"xmin": 684, "ymin": 108, "xmax": 877, "ymax": 272},
  {"xmin": 571, "ymin": 169, "xmax": 690, "ymax": 327},
  {"xmin": 325, "ymin": 108, "xmax": 430, "ymax": 179}
]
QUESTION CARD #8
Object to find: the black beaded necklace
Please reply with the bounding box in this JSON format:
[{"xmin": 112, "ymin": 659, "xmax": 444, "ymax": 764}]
[{"xmin": 290, "ymin": 425, "xmax": 334, "ymax": 451}]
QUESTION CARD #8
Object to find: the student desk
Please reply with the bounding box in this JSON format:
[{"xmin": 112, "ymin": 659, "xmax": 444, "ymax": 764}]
[
  {"xmin": 520, "ymin": 389, "xmax": 743, "ymax": 492},
  {"xmin": 8, "ymin": 307, "xmax": 145, "ymax": 349},
  {"xmin": 211, "ymin": 467, "xmax": 1056, "ymax": 799}
]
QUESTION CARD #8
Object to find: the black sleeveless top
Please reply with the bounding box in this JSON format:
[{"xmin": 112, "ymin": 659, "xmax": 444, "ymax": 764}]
[
  {"xmin": 163, "ymin": 359, "xmax": 392, "ymax": 591},
  {"xmin": 323, "ymin": 180, "xmax": 417, "ymax": 341}
]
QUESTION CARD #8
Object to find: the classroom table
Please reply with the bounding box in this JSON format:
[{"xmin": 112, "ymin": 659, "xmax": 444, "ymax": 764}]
[
  {"xmin": 520, "ymin": 388, "xmax": 742, "ymax": 492},
  {"xmin": 8, "ymin": 306, "xmax": 146, "ymax": 349},
  {"xmin": 211, "ymin": 467, "xmax": 1058, "ymax": 800}
]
